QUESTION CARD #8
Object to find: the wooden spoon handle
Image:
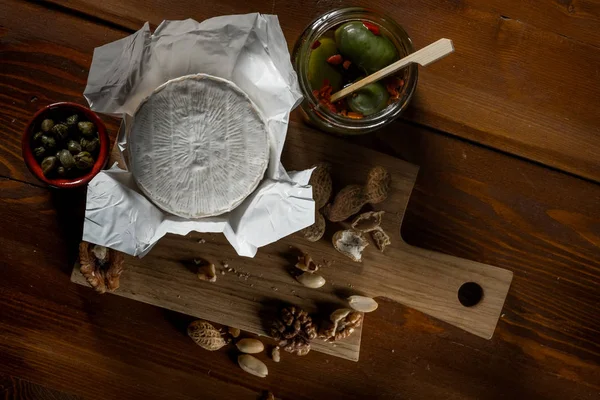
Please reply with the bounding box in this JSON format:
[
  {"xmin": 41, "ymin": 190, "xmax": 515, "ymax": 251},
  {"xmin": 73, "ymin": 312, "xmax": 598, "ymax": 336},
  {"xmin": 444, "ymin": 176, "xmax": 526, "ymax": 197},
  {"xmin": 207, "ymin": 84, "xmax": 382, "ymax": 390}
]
[{"xmin": 330, "ymin": 38, "xmax": 454, "ymax": 102}]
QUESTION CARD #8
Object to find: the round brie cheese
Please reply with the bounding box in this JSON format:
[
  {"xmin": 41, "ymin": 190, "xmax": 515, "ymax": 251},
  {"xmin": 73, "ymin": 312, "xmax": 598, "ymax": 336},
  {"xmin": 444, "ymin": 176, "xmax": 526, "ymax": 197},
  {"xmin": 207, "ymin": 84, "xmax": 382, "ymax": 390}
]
[{"xmin": 129, "ymin": 74, "xmax": 269, "ymax": 218}]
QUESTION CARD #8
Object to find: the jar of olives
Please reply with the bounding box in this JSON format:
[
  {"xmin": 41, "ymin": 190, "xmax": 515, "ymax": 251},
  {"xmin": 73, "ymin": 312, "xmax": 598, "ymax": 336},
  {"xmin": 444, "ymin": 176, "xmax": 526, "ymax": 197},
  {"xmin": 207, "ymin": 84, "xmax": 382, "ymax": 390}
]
[{"xmin": 292, "ymin": 7, "xmax": 418, "ymax": 135}]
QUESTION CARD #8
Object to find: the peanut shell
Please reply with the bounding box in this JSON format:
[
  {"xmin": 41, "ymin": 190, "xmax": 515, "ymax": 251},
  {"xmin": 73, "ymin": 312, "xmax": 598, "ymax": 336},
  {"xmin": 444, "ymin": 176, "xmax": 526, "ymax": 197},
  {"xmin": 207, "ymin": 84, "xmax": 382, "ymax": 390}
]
[
  {"xmin": 324, "ymin": 185, "xmax": 367, "ymax": 222},
  {"xmin": 187, "ymin": 320, "xmax": 227, "ymax": 351},
  {"xmin": 332, "ymin": 230, "xmax": 369, "ymax": 262}
]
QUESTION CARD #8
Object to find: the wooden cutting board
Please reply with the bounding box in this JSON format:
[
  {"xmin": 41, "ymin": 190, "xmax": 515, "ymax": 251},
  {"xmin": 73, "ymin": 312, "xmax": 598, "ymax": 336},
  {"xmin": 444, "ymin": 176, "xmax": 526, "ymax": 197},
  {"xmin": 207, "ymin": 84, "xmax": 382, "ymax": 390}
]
[{"xmin": 71, "ymin": 121, "xmax": 513, "ymax": 361}]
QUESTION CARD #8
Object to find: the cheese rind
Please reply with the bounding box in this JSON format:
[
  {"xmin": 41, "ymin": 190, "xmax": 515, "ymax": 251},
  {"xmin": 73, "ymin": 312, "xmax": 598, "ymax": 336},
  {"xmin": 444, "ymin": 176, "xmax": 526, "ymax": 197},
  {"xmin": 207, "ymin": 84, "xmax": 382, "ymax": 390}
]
[{"xmin": 129, "ymin": 74, "xmax": 269, "ymax": 218}]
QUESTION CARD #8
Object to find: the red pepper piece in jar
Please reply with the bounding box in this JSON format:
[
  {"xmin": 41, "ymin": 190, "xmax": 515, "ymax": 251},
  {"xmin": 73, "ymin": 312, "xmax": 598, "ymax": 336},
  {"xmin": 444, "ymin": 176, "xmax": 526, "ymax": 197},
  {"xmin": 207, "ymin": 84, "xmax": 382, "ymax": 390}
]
[
  {"xmin": 362, "ymin": 21, "xmax": 380, "ymax": 35},
  {"xmin": 342, "ymin": 60, "xmax": 352, "ymax": 70},
  {"xmin": 311, "ymin": 40, "xmax": 321, "ymax": 49},
  {"xmin": 326, "ymin": 54, "xmax": 343, "ymax": 65}
]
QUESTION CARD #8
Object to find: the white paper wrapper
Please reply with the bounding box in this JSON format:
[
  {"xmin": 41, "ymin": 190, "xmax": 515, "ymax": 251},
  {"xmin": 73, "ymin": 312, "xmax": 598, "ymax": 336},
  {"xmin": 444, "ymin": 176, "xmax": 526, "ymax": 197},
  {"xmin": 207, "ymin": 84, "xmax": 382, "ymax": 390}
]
[{"xmin": 82, "ymin": 14, "xmax": 314, "ymax": 257}]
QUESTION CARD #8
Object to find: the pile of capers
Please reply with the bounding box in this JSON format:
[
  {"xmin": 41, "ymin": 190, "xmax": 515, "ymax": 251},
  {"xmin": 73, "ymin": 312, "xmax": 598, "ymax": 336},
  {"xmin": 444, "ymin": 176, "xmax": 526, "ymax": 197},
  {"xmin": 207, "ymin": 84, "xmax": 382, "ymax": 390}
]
[{"xmin": 31, "ymin": 114, "xmax": 100, "ymax": 178}]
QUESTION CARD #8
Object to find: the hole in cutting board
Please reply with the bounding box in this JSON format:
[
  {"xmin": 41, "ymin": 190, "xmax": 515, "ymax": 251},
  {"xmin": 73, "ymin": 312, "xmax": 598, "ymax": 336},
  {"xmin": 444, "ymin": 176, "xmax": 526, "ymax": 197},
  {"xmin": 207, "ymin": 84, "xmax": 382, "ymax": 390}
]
[{"xmin": 458, "ymin": 282, "xmax": 483, "ymax": 307}]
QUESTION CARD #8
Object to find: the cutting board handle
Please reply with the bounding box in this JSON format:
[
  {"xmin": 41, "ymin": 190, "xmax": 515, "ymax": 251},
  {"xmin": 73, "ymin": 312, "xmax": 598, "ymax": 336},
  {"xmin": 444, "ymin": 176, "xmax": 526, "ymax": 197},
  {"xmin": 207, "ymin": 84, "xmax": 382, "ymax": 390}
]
[{"xmin": 375, "ymin": 242, "xmax": 513, "ymax": 339}]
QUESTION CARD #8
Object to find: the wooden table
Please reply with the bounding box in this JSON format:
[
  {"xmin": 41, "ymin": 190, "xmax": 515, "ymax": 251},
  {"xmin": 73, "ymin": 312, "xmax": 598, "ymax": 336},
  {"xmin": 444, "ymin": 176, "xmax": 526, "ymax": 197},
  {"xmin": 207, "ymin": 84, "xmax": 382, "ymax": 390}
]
[{"xmin": 1, "ymin": 1, "xmax": 599, "ymax": 399}]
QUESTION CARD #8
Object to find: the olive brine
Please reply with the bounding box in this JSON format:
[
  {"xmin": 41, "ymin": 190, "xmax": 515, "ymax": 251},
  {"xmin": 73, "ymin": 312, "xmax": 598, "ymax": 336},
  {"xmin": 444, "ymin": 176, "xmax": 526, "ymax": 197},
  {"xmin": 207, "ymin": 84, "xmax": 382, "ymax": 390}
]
[
  {"xmin": 309, "ymin": 21, "xmax": 406, "ymax": 118},
  {"xmin": 32, "ymin": 114, "xmax": 99, "ymax": 178}
]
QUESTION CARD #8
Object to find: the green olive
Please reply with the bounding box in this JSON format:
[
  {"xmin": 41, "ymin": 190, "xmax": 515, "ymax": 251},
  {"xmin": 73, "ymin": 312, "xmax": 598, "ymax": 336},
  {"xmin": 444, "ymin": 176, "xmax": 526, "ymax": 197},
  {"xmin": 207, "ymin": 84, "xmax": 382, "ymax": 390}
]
[
  {"xmin": 51, "ymin": 123, "xmax": 69, "ymax": 141},
  {"xmin": 58, "ymin": 149, "xmax": 76, "ymax": 169},
  {"xmin": 308, "ymin": 37, "xmax": 343, "ymax": 92},
  {"xmin": 33, "ymin": 146, "xmax": 46, "ymax": 159},
  {"xmin": 78, "ymin": 121, "xmax": 95, "ymax": 137},
  {"xmin": 346, "ymin": 81, "xmax": 389, "ymax": 116},
  {"xmin": 41, "ymin": 135, "xmax": 56, "ymax": 150},
  {"xmin": 41, "ymin": 119, "xmax": 54, "ymax": 133},
  {"xmin": 41, "ymin": 156, "xmax": 58, "ymax": 176},
  {"xmin": 74, "ymin": 151, "xmax": 94, "ymax": 169},
  {"xmin": 335, "ymin": 22, "xmax": 398, "ymax": 74},
  {"xmin": 66, "ymin": 114, "xmax": 79, "ymax": 126},
  {"xmin": 67, "ymin": 140, "xmax": 82, "ymax": 154},
  {"xmin": 57, "ymin": 166, "xmax": 66, "ymax": 177}
]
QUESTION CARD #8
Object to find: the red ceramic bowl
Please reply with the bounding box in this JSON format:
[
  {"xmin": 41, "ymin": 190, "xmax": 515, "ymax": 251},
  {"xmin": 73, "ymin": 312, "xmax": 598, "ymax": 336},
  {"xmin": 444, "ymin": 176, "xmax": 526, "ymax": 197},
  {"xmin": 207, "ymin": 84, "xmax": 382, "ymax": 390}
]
[{"xmin": 22, "ymin": 102, "xmax": 110, "ymax": 188}]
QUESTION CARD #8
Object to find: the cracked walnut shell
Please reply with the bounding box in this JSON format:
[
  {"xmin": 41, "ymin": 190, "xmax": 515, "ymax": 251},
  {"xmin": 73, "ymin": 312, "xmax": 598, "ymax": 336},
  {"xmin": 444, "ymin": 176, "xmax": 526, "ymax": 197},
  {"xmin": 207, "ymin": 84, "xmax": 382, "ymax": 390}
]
[
  {"xmin": 79, "ymin": 241, "xmax": 125, "ymax": 294},
  {"xmin": 320, "ymin": 308, "xmax": 363, "ymax": 341}
]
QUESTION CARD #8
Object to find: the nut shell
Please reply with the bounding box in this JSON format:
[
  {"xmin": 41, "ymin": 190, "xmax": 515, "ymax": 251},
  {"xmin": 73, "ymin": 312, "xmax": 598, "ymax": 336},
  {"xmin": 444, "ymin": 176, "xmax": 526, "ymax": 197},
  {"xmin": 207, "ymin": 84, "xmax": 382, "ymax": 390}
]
[
  {"xmin": 351, "ymin": 211, "xmax": 385, "ymax": 232},
  {"xmin": 301, "ymin": 210, "xmax": 326, "ymax": 242},
  {"xmin": 310, "ymin": 162, "xmax": 333, "ymax": 209},
  {"xmin": 371, "ymin": 227, "xmax": 391, "ymax": 252},
  {"xmin": 187, "ymin": 320, "xmax": 227, "ymax": 351},
  {"xmin": 324, "ymin": 185, "xmax": 366, "ymax": 222},
  {"xmin": 332, "ymin": 230, "xmax": 369, "ymax": 262},
  {"xmin": 364, "ymin": 166, "xmax": 391, "ymax": 203}
]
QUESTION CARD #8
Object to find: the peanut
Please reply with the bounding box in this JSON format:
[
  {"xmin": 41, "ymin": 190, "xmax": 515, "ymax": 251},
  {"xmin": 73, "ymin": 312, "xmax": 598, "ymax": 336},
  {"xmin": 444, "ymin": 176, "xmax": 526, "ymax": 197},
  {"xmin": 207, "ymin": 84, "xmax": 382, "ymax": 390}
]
[
  {"xmin": 236, "ymin": 338, "xmax": 265, "ymax": 354},
  {"xmin": 324, "ymin": 166, "xmax": 390, "ymax": 222},
  {"xmin": 238, "ymin": 354, "xmax": 268, "ymax": 378},
  {"xmin": 348, "ymin": 295, "xmax": 379, "ymax": 313},
  {"xmin": 301, "ymin": 163, "xmax": 332, "ymax": 241}
]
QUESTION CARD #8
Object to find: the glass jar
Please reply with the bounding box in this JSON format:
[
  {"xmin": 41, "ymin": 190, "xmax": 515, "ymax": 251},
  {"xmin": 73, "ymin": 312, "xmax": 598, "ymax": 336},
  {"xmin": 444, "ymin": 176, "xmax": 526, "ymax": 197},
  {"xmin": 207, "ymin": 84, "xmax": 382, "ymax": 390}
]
[{"xmin": 292, "ymin": 7, "xmax": 418, "ymax": 135}]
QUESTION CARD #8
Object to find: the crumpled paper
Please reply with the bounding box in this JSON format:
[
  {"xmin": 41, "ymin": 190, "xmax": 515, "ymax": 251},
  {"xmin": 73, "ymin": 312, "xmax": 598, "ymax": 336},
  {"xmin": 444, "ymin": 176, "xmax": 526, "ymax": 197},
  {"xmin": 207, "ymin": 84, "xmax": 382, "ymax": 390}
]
[{"xmin": 82, "ymin": 14, "xmax": 314, "ymax": 257}]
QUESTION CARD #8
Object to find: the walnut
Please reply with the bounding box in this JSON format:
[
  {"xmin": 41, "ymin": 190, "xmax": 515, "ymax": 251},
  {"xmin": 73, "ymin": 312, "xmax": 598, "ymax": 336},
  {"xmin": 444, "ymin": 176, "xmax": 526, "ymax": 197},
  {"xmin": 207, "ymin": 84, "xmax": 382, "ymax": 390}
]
[
  {"xmin": 79, "ymin": 241, "xmax": 125, "ymax": 294},
  {"xmin": 271, "ymin": 306, "xmax": 317, "ymax": 356},
  {"xmin": 320, "ymin": 308, "xmax": 363, "ymax": 341}
]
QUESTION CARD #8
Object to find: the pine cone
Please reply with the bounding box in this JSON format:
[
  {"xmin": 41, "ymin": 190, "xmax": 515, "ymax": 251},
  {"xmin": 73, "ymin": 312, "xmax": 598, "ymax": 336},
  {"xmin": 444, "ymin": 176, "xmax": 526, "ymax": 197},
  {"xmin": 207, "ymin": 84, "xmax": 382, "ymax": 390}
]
[{"xmin": 271, "ymin": 306, "xmax": 317, "ymax": 356}]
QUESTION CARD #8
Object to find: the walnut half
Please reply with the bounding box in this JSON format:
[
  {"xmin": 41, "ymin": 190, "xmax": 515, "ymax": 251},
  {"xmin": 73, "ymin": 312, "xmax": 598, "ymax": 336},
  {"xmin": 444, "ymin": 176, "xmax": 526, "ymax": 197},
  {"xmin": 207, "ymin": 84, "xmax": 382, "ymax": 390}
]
[{"xmin": 79, "ymin": 241, "xmax": 125, "ymax": 294}]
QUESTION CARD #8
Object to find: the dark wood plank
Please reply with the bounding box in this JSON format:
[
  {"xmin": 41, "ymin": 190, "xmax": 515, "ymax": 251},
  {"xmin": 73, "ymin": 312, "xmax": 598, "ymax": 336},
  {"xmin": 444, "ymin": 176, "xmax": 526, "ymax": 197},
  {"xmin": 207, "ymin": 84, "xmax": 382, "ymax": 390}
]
[
  {"xmin": 45, "ymin": 0, "xmax": 600, "ymax": 48},
  {"xmin": 35, "ymin": 0, "xmax": 600, "ymax": 182},
  {"xmin": 1, "ymin": 1, "xmax": 599, "ymax": 399},
  {"xmin": 2, "ymin": 122, "xmax": 600, "ymax": 399},
  {"xmin": 0, "ymin": 373, "xmax": 82, "ymax": 400}
]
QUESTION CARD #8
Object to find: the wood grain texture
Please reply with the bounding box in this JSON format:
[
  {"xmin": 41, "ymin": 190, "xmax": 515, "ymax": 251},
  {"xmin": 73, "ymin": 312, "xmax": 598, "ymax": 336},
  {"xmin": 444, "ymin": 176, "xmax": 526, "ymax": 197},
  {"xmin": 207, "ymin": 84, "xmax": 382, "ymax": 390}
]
[
  {"xmin": 0, "ymin": 373, "xmax": 82, "ymax": 400},
  {"xmin": 0, "ymin": 0, "xmax": 599, "ymax": 399},
  {"xmin": 37, "ymin": 0, "xmax": 600, "ymax": 182},
  {"xmin": 71, "ymin": 121, "xmax": 512, "ymax": 358},
  {"xmin": 2, "ymin": 121, "xmax": 599, "ymax": 398}
]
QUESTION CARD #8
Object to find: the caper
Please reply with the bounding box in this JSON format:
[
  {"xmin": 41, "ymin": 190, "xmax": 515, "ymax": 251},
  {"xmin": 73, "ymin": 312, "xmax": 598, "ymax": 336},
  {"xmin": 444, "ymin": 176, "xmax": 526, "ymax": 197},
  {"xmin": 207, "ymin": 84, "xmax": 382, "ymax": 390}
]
[
  {"xmin": 78, "ymin": 121, "xmax": 95, "ymax": 137},
  {"xmin": 82, "ymin": 137, "xmax": 99, "ymax": 153},
  {"xmin": 66, "ymin": 114, "xmax": 79, "ymax": 126},
  {"xmin": 41, "ymin": 135, "xmax": 56, "ymax": 150},
  {"xmin": 41, "ymin": 156, "xmax": 58, "ymax": 176},
  {"xmin": 57, "ymin": 166, "xmax": 66, "ymax": 177},
  {"xmin": 41, "ymin": 119, "xmax": 54, "ymax": 133},
  {"xmin": 67, "ymin": 140, "xmax": 82, "ymax": 154},
  {"xmin": 33, "ymin": 146, "xmax": 46, "ymax": 158},
  {"xmin": 51, "ymin": 123, "xmax": 69, "ymax": 141},
  {"xmin": 58, "ymin": 149, "xmax": 76, "ymax": 169},
  {"xmin": 32, "ymin": 131, "xmax": 43, "ymax": 144},
  {"xmin": 74, "ymin": 151, "xmax": 94, "ymax": 169}
]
